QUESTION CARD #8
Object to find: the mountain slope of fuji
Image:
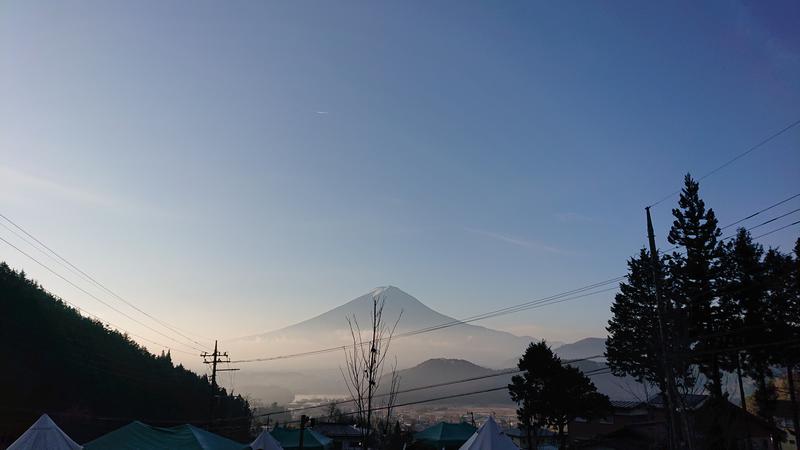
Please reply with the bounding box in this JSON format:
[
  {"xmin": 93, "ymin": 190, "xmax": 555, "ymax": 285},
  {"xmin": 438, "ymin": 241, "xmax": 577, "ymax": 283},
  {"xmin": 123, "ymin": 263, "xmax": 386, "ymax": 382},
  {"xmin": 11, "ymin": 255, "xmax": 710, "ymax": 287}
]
[{"xmin": 231, "ymin": 286, "xmax": 534, "ymax": 369}]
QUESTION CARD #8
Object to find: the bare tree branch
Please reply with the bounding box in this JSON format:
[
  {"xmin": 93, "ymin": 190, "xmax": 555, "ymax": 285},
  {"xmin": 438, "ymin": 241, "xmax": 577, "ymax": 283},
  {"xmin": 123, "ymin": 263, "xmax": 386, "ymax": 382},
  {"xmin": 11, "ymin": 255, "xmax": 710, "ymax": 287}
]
[{"xmin": 340, "ymin": 292, "xmax": 402, "ymax": 450}]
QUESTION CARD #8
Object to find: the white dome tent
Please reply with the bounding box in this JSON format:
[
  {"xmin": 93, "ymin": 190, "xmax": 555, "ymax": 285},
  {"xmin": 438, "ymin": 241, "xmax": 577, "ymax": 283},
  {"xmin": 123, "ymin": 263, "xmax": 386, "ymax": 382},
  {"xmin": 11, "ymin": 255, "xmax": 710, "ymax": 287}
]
[
  {"xmin": 250, "ymin": 429, "xmax": 284, "ymax": 450},
  {"xmin": 8, "ymin": 414, "xmax": 82, "ymax": 450},
  {"xmin": 458, "ymin": 416, "xmax": 519, "ymax": 450}
]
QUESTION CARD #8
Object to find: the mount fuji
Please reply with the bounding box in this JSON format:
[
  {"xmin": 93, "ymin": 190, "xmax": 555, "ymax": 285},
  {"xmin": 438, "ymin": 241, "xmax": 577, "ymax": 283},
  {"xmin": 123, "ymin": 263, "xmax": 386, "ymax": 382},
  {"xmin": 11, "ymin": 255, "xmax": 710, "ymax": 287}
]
[{"xmin": 230, "ymin": 286, "xmax": 536, "ymax": 369}]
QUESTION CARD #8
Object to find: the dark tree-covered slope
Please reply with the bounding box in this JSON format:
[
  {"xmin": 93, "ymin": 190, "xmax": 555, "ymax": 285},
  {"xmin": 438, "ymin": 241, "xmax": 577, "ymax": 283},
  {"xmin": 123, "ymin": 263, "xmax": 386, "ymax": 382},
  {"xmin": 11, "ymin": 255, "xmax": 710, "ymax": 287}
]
[{"xmin": 0, "ymin": 262, "xmax": 251, "ymax": 445}]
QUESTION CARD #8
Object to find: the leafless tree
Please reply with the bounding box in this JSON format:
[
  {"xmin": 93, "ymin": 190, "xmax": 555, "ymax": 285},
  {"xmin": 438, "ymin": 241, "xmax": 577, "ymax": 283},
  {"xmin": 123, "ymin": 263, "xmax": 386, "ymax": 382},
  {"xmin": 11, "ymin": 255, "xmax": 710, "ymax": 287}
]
[
  {"xmin": 340, "ymin": 293, "xmax": 402, "ymax": 449},
  {"xmin": 384, "ymin": 358, "xmax": 401, "ymax": 430}
]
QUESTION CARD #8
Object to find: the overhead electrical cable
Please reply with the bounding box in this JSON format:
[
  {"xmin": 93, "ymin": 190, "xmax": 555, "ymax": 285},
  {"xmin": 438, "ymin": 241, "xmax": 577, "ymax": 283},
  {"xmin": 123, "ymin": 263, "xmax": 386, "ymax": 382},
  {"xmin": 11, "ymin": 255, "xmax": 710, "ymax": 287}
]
[
  {"xmin": 229, "ymin": 284, "xmax": 620, "ymax": 363},
  {"xmin": 719, "ymin": 193, "xmax": 800, "ymax": 231},
  {"xmin": 752, "ymin": 220, "xmax": 800, "ymax": 240},
  {"xmin": 0, "ymin": 235, "xmax": 206, "ymax": 353},
  {"xmin": 661, "ymin": 200, "xmax": 800, "ymax": 254},
  {"xmin": 231, "ymin": 202, "xmax": 798, "ymax": 364},
  {"xmin": 0, "ymin": 212, "xmax": 213, "ymax": 349},
  {"xmin": 648, "ymin": 118, "xmax": 800, "ymax": 208},
  {"xmin": 236, "ymin": 365, "xmax": 617, "ymax": 423}
]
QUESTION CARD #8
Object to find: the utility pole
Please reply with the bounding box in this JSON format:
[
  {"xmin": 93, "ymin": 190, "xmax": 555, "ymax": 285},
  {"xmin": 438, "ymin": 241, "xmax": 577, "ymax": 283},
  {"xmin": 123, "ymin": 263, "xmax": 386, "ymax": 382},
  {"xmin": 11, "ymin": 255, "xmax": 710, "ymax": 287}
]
[
  {"xmin": 299, "ymin": 415, "xmax": 309, "ymax": 450},
  {"xmin": 201, "ymin": 340, "xmax": 239, "ymax": 430},
  {"xmin": 736, "ymin": 353, "xmax": 753, "ymax": 450},
  {"xmin": 646, "ymin": 207, "xmax": 691, "ymax": 450},
  {"xmin": 787, "ymin": 368, "xmax": 800, "ymax": 450}
]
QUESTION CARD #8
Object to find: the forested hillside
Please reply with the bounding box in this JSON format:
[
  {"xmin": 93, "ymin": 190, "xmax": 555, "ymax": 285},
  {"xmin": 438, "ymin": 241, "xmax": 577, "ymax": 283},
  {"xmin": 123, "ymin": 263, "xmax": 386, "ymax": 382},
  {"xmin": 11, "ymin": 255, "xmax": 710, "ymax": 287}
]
[{"xmin": 0, "ymin": 262, "xmax": 252, "ymax": 445}]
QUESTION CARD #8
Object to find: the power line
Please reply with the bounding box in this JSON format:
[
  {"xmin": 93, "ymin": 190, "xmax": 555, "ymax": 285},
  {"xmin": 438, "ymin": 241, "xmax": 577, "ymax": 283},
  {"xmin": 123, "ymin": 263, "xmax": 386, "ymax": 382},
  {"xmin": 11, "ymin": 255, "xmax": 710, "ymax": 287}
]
[
  {"xmin": 230, "ymin": 279, "xmax": 623, "ymax": 362},
  {"xmin": 752, "ymin": 219, "xmax": 800, "ymax": 240},
  {"xmin": 648, "ymin": 117, "xmax": 800, "ymax": 208},
  {"xmin": 245, "ymin": 365, "xmax": 616, "ymax": 424},
  {"xmin": 38, "ymin": 286, "xmax": 197, "ymax": 357},
  {"xmin": 0, "ymin": 221, "xmax": 89, "ymax": 284},
  {"xmin": 14, "ymin": 333, "xmax": 800, "ymax": 427},
  {"xmin": 66, "ymin": 305, "xmax": 198, "ymax": 355},
  {"xmin": 232, "ymin": 201, "xmax": 798, "ymax": 365},
  {"xmin": 0, "ymin": 235, "xmax": 206, "ymax": 353},
  {"xmin": 720, "ymin": 193, "xmax": 800, "ymax": 231},
  {"xmin": 3, "ymin": 184, "xmax": 794, "ymax": 379},
  {"xmin": 735, "ymin": 207, "xmax": 800, "ymax": 234},
  {"xmin": 241, "ymin": 354, "xmax": 607, "ymax": 420},
  {"xmin": 413, "ymin": 207, "xmax": 800, "ymax": 334},
  {"xmin": 233, "ymin": 209, "xmax": 795, "ymax": 364},
  {"xmin": 0, "ymin": 365, "xmax": 615, "ymax": 427},
  {"xmin": 712, "ymin": 208, "xmax": 800, "ymax": 246},
  {"xmin": 239, "ymin": 185, "xmax": 788, "ymax": 351},
  {"xmin": 234, "ymin": 283, "xmax": 790, "ymax": 423},
  {"xmin": 231, "ymin": 204, "xmax": 797, "ymax": 364},
  {"xmin": 660, "ymin": 200, "xmax": 800, "ymax": 254},
  {"xmin": 263, "ymin": 340, "xmax": 800, "ymax": 426},
  {"xmin": 394, "ymin": 278, "xmax": 626, "ymax": 340},
  {"xmin": 18, "ymin": 313, "xmax": 795, "ymax": 427},
  {"xmin": 230, "ymin": 283, "xmax": 621, "ymax": 363},
  {"xmin": 0, "ymin": 213, "xmax": 213, "ymax": 349},
  {"xmin": 275, "ymin": 370, "xmax": 617, "ymax": 424}
]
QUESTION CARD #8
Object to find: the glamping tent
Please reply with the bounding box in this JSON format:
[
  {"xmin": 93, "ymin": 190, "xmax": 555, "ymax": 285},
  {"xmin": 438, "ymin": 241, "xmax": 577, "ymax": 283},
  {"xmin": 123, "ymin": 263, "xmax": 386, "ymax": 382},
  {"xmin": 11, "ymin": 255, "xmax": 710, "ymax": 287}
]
[
  {"xmin": 413, "ymin": 422, "xmax": 477, "ymax": 450},
  {"xmin": 8, "ymin": 414, "xmax": 82, "ymax": 450},
  {"xmin": 83, "ymin": 421, "xmax": 248, "ymax": 450},
  {"xmin": 458, "ymin": 417, "xmax": 519, "ymax": 450},
  {"xmin": 250, "ymin": 430, "xmax": 284, "ymax": 450},
  {"xmin": 270, "ymin": 427, "xmax": 332, "ymax": 450}
]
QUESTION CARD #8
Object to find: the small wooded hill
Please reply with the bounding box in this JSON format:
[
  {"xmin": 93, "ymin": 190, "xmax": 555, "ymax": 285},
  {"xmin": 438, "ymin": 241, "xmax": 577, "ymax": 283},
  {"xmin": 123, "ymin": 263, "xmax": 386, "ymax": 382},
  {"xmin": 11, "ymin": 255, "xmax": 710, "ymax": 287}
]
[
  {"xmin": 0, "ymin": 262, "xmax": 251, "ymax": 445},
  {"xmin": 385, "ymin": 358, "xmax": 509, "ymax": 405}
]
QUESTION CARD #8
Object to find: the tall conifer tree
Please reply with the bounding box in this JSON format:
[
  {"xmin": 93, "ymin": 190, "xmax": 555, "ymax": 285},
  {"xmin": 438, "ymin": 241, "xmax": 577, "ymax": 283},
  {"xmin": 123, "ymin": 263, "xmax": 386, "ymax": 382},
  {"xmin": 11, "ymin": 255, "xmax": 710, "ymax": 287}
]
[
  {"xmin": 765, "ymin": 241, "xmax": 800, "ymax": 448},
  {"xmin": 667, "ymin": 174, "xmax": 725, "ymax": 399},
  {"xmin": 607, "ymin": 249, "xmax": 693, "ymax": 393},
  {"xmin": 718, "ymin": 228, "xmax": 783, "ymax": 442}
]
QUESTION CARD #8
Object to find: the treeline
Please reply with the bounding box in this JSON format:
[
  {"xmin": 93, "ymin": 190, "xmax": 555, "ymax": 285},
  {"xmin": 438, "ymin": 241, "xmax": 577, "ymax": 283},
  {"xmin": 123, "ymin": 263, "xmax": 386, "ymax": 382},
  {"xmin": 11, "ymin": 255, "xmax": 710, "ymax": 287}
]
[
  {"xmin": 0, "ymin": 262, "xmax": 252, "ymax": 445},
  {"xmin": 606, "ymin": 175, "xmax": 799, "ymax": 448}
]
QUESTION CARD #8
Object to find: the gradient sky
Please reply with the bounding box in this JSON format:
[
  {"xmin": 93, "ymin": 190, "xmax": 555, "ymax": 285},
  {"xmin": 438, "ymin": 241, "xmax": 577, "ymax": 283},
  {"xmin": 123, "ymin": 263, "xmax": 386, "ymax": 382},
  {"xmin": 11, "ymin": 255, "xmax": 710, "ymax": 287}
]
[{"xmin": 1, "ymin": 1, "xmax": 799, "ymax": 367}]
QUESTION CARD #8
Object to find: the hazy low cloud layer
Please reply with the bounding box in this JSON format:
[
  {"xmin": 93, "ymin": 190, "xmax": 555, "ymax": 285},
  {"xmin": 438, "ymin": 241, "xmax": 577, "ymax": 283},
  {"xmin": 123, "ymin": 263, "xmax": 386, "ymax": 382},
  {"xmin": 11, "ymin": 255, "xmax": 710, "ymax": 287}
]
[
  {"xmin": 464, "ymin": 227, "xmax": 569, "ymax": 255},
  {"xmin": 0, "ymin": 165, "xmax": 168, "ymax": 218}
]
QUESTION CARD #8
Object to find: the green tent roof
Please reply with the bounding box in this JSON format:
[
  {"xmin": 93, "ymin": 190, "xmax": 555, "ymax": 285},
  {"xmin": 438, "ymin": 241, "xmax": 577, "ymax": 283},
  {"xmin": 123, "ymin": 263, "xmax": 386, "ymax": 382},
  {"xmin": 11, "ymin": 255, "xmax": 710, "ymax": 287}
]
[
  {"xmin": 414, "ymin": 422, "xmax": 477, "ymax": 448},
  {"xmin": 270, "ymin": 427, "xmax": 332, "ymax": 450},
  {"xmin": 84, "ymin": 421, "xmax": 249, "ymax": 450}
]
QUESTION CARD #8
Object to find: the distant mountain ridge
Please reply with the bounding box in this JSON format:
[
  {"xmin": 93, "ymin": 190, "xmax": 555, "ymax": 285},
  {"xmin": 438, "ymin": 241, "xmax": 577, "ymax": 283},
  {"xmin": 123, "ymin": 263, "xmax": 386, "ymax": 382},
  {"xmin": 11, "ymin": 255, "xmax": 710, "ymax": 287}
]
[
  {"xmin": 554, "ymin": 337, "xmax": 607, "ymax": 361},
  {"xmin": 228, "ymin": 287, "xmax": 632, "ymax": 404},
  {"xmin": 232, "ymin": 286, "xmax": 536, "ymax": 369},
  {"xmin": 247, "ymin": 287, "xmax": 456, "ymax": 336}
]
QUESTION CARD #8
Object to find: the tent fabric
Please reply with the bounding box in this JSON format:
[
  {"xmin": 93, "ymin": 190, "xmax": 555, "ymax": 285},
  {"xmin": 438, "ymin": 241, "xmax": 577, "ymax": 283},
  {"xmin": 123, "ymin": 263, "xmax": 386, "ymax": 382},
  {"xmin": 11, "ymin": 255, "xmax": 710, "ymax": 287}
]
[
  {"xmin": 8, "ymin": 414, "xmax": 82, "ymax": 450},
  {"xmin": 250, "ymin": 430, "xmax": 284, "ymax": 450},
  {"xmin": 269, "ymin": 427, "xmax": 332, "ymax": 450},
  {"xmin": 458, "ymin": 417, "xmax": 519, "ymax": 450},
  {"xmin": 84, "ymin": 421, "xmax": 249, "ymax": 450},
  {"xmin": 414, "ymin": 422, "xmax": 477, "ymax": 449}
]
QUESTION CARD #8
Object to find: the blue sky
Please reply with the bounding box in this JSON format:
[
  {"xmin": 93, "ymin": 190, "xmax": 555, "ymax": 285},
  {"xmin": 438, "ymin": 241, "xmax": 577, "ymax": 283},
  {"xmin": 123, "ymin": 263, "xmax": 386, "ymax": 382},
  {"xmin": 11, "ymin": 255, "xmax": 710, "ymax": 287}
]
[{"xmin": 1, "ymin": 1, "xmax": 798, "ymax": 363}]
